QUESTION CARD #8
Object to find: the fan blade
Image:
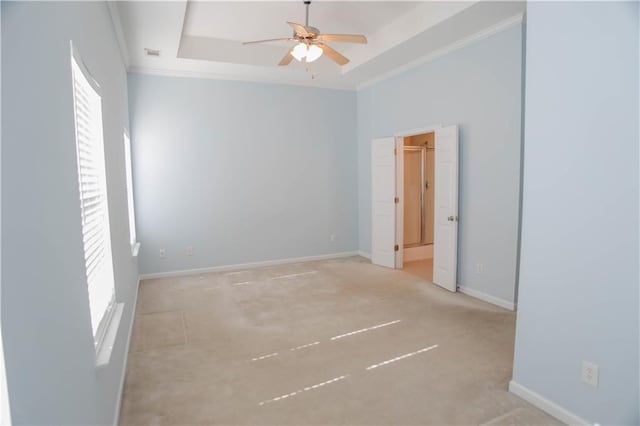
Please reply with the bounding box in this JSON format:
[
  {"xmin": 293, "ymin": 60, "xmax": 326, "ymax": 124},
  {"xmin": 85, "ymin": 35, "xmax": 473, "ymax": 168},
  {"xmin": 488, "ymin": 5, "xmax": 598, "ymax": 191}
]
[
  {"xmin": 243, "ymin": 38, "xmax": 292, "ymax": 45},
  {"xmin": 278, "ymin": 50, "xmax": 294, "ymax": 66},
  {"xmin": 317, "ymin": 34, "xmax": 367, "ymax": 44},
  {"xmin": 319, "ymin": 43, "xmax": 349, "ymax": 65},
  {"xmin": 287, "ymin": 21, "xmax": 310, "ymax": 37}
]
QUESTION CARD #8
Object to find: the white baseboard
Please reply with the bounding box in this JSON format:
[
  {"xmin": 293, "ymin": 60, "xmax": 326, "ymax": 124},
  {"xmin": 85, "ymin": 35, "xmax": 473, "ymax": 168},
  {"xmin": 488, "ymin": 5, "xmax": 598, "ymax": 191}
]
[
  {"xmin": 457, "ymin": 285, "xmax": 516, "ymax": 311},
  {"xmin": 403, "ymin": 245, "xmax": 433, "ymax": 262},
  {"xmin": 139, "ymin": 251, "xmax": 360, "ymax": 280},
  {"xmin": 112, "ymin": 278, "xmax": 141, "ymax": 426},
  {"xmin": 357, "ymin": 250, "xmax": 371, "ymax": 259},
  {"xmin": 508, "ymin": 380, "xmax": 590, "ymax": 425}
]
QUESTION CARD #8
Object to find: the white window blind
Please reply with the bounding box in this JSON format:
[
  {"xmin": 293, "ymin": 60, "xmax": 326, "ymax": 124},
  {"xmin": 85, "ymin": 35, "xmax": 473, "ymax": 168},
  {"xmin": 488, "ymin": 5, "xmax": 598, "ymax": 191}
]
[
  {"xmin": 123, "ymin": 132, "xmax": 137, "ymax": 249},
  {"xmin": 71, "ymin": 53, "xmax": 116, "ymax": 349}
]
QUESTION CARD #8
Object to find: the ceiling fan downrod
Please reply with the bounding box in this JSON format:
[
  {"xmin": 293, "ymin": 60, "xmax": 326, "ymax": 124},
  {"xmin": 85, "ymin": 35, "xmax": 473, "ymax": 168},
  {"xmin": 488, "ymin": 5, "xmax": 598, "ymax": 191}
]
[{"xmin": 304, "ymin": 0, "xmax": 311, "ymax": 27}]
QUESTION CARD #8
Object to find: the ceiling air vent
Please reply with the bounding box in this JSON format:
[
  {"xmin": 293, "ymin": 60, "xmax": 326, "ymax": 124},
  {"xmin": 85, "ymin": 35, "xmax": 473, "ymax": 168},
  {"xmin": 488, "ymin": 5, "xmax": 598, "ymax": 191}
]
[{"xmin": 144, "ymin": 48, "xmax": 160, "ymax": 57}]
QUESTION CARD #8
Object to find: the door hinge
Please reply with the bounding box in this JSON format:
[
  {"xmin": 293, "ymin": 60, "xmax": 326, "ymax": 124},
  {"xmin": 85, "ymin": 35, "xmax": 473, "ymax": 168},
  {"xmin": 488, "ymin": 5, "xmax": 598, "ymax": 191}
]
[
  {"xmin": 394, "ymin": 244, "xmax": 399, "ymax": 252},
  {"xmin": 394, "ymin": 148, "xmax": 397, "ymax": 156},
  {"xmin": 394, "ymin": 197, "xmax": 399, "ymax": 204}
]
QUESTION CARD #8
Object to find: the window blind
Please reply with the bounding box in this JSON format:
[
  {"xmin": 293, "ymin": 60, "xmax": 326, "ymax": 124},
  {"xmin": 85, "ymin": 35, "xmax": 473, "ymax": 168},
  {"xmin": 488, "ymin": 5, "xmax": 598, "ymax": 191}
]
[{"xmin": 71, "ymin": 55, "xmax": 116, "ymax": 348}]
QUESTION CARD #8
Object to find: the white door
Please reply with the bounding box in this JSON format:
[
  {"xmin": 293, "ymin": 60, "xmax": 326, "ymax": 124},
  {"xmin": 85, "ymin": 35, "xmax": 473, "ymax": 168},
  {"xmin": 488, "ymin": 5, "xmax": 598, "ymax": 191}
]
[
  {"xmin": 394, "ymin": 137, "xmax": 404, "ymax": 268},
  {"xmin": 433, "ymin": 125, "xmax": 459, "ymax": 291},
  {"xmin": 371, "ymin": 137, "xmax": 397, "ymax": 268}
]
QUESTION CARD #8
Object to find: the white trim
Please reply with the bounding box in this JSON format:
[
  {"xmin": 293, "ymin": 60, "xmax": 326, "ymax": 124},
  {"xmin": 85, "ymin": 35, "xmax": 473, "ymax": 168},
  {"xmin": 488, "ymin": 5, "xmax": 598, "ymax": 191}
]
[
  {"xmin": 457, "ymin": 285, "xmax": 515, "ymax": 311},
  {"xmin": 394, "ymin": 124, "xmax": 442, "ymax": 138},
  {"xmin": 0, "ymin": 333, "xmax": 9, "ymax": 426},
  {"xmin": 106, "ymin": 2, "xmax": 130, "ymax": 69},
  {"xmin": 123, "ymin": 132, "xmax": 137, "ymax": 250},
  {"xmin": 358, "ymin": 251, "xmax": 372, "ymax": 259},
  {"xmin": 95, "ymin": 303, "xmax": 124, "ymax": 368},
  {"xmin": 112, "ymin": 278, "xmax": 140, "ymax": 426},
  {"xmin": 508, "ymin": 381, "xmax": 590, "ymax": 426},
  {"xmin": 404, "ymin": 245, "xmax": 433, "ymax": 262},
  {"xmin": 357, "ymin": 13, "xmax": 524, "ymax": 90},
  {"xmin": 139, "ymin": 251, "xmax": 359, "ymax": 280},
  {"xmin": 127, "ymin": 67, "xmax": 355, "ymax": 92}
]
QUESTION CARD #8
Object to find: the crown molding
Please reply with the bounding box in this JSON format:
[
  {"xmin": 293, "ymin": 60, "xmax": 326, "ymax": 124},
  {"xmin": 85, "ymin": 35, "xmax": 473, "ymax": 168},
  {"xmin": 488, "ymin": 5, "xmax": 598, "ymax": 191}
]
[
  {"xmin": 127, "ymin": 66, "xmax": 357, "ymax": 91},
  {"xmin": 106, "ymin": 1, "xmax": 130, "ymax": 69},
  {"xmin": 356, "ymin": 12, "xmax": 524, "ymax": 91}
]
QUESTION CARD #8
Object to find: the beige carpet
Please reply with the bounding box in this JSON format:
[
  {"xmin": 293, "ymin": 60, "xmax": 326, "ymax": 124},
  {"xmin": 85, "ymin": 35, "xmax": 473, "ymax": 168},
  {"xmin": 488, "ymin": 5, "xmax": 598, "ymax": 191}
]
[{"xmin": 120, "ymin": 256, "xmax": 559, "ymax": 425}]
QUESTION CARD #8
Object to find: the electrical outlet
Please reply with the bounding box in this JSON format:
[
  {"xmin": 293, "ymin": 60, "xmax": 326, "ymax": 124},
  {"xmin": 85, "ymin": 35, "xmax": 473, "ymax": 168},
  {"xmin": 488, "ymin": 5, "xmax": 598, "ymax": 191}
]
[
  {"xmin": 582, "ymin": 361, "xmax": 599, "ymax": 387},
  {"xmin": 330, "ymin": 234, "xmax": 336, "ymax": 242},
  {"xmin": 475, "ymin": 263, "xmax": 484, "ymax": 274},
  {"xmin": 159, "ymin": 248, "xmax": 166, "ymax": 259},
  {"xmin": 186, "ymin": 246, "xmax": 193, "ymax": 256}
]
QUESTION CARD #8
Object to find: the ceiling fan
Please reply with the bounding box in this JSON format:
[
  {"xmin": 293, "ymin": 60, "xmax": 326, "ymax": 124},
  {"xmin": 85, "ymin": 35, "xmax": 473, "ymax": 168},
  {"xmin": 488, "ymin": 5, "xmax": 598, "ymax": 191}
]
[{"xmin": 242, "ymin": 0, "xmax": 367, "ymax": 67}]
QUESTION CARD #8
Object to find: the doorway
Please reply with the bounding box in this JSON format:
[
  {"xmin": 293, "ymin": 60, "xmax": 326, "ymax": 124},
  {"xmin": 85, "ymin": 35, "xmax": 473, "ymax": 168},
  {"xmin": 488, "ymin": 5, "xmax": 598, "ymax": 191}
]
[
  {"xmin": 371, "ymin": 125, "xmax": 459, "ymax": 292},
  {"xmin": 402, "ymin": 132, "xmax": 435, "ymax": 282}
]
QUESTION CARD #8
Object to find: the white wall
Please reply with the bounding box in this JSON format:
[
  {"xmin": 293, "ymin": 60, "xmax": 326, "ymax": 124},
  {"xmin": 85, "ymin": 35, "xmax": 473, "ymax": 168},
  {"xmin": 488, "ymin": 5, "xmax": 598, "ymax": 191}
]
[
  {"xmin": 357, "ymin": 24, "xmax": 524, "ymax": 306},
  {"xmin": 127, "ymin": 74, "xmax": 358, "ymax": 275},
  {"xmin": 1, "ymin": 2, "xmax": 138, "ymax": 424},
  {"xmin": 512, "ymin": 2, "xmax": 639, "ymax": 424}
]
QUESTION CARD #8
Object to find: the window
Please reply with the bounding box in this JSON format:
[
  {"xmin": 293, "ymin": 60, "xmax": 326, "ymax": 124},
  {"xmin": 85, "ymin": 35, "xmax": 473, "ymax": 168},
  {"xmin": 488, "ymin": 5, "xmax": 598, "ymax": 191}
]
[
  {"xmin": 71, "ymin": 50, "xmax": 116, "ymax": 350},
  {"xmin": 123, "ymin": 131, "xmax": 138, "ymax": 254}
]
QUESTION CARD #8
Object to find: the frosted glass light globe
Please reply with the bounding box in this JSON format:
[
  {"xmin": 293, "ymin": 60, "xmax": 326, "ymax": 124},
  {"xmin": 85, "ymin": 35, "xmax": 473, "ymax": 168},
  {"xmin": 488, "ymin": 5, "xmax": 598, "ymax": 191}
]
[
  {"xmin": 306, "ymin": 44, "xmax": 323, "ymax": 62},
  {"xmin": 291, "ymin": 43, "xmax": 308, "ymax": 61}
]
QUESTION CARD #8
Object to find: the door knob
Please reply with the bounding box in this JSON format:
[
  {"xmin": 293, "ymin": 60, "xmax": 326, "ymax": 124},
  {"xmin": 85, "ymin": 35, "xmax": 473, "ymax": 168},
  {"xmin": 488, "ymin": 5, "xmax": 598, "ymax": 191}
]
[{"xmin": 448, "ymin": 216, "xmax": 454, "ymax": 221}]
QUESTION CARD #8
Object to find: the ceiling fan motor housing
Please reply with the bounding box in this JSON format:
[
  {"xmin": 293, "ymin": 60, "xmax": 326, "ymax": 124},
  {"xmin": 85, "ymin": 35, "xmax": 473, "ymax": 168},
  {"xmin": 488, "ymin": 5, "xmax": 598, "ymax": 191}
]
[{"xmin": 303, "ymin": 27, "xmax": 320, "ymax": 38}]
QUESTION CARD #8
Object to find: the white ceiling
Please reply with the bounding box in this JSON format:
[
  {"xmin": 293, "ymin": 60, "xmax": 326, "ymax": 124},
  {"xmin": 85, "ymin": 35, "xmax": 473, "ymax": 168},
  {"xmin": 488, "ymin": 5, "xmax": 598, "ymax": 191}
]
[
  {"xmin": 182, "ymin": 2, "xmax": 419, "ymax": 41},
  {"xmin": 111, "ymin": 1, "xmax": 525, "ymax": 90}
]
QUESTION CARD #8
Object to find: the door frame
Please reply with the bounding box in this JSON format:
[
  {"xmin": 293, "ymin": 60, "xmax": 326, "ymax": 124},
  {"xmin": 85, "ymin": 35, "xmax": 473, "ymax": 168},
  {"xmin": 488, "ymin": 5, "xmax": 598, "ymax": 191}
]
[{"xmin": 393, "ymin": 124, "xmax": 442, "ymax": 268}]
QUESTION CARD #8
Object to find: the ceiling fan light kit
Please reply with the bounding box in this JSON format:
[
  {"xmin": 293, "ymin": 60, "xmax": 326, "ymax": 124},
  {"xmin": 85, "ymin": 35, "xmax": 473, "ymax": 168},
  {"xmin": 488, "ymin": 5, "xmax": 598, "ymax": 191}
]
[
  {"xmin": 292, "ymin": 43, "xmax": 323, "ymax": 63},
  {"xmin": 243, "ymin": 0, "xmax": 367, "ymax": 69}
]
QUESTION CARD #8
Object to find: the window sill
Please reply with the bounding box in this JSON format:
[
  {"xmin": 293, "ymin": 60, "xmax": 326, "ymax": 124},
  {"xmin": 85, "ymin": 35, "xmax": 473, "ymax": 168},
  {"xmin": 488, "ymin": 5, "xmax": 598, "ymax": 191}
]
[
  {"xmin": 95, "ymin": 302, "xmax": 124, "ymax": 369},
  {"xmin": 131, "ymin": 242, "xmax": 140, "ymax": 258}
]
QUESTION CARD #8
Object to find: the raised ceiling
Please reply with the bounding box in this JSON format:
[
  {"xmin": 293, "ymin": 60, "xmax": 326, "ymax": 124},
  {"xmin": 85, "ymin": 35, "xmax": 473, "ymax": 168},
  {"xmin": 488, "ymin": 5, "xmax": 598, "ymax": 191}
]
[
  {"xmin": 111, "ymin": 1, "xmax": 525, "ymax": 89},
  {"xmin": 182, "ymin": 2, "xmax": 418, "ymax": 41}
]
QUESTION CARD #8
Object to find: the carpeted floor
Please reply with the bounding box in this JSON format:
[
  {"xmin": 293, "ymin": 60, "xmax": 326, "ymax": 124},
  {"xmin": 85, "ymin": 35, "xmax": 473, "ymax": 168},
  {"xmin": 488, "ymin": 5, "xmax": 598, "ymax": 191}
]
[{"xmin": 119, "ymin": 256, "xmax": 560, "ymax": 425}]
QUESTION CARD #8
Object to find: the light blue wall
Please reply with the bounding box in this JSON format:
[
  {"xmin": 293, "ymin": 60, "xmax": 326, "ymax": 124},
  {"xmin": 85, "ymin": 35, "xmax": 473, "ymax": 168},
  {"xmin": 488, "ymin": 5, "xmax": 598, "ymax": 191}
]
[
  {"xmin": 357, "ymin": 25, "xmax": 524, "ymax": 305},
  {"xmin": 1, "ymin": 2, "xmax": 138, "ymax": 424},
  {"xmin": 128, "ymin": 74, "xmax": 358, "ymax": 275},
  {"xmin": 512, "ymin": 2, "xmax": 639, "ymax": 424}
]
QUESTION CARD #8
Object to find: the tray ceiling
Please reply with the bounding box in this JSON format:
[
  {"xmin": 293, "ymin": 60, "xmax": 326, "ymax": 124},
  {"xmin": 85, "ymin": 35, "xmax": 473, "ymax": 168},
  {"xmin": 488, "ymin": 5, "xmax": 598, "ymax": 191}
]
[{"xmin": 111, "ymin": 1, "xmax": 526, "ymax": 89}]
